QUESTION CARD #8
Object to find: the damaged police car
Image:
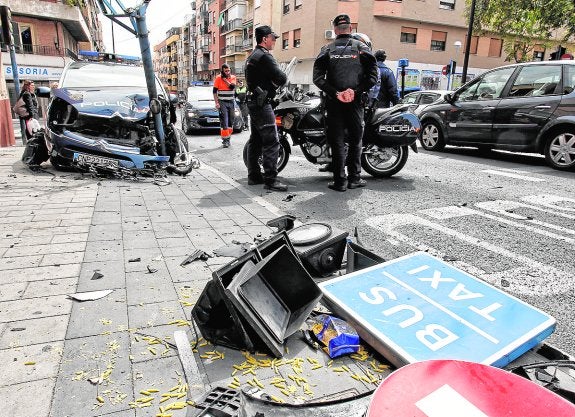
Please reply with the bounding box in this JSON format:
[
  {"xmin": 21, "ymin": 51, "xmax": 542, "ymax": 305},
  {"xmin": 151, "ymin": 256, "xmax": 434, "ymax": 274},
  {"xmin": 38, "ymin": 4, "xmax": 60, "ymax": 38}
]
[{"xmin": 38, "ymin": 53, "xmax": 195, "ymax": 175}]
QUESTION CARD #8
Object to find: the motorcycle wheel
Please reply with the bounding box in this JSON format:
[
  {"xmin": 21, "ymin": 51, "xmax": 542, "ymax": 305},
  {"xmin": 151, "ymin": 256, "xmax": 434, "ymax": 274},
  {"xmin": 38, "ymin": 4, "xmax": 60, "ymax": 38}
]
[
  {"xmin": 242, "ymin": 135, "xmax": 291, "ymax": 173},
  {"xmin": 166, "ymin": 128, "xmax": 197, "ymax": 176},
  {"xmin": 361, "ymin": 144, "xmax": 409, "ymax": 178}
]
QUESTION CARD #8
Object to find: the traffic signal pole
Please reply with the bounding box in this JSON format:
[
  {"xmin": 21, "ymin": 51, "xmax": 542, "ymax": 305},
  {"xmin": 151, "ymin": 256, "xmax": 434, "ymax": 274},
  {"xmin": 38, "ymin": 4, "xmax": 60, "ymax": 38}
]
[
  {"xmin": 461, "ymin": 0, "xmax": 476, "ymax": 85},
  {"xmin": 0, "ymin": 6, "xmax": 26, "ymax": 143},
  {"xmin": 96, "ymin": 0, "xmax": 166, "ymax": 156}
]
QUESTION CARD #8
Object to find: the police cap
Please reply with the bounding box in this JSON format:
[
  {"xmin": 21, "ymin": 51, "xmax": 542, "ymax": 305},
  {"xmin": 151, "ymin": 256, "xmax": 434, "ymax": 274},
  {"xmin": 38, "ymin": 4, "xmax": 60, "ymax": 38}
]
[
  {"xmin": 255, "ymin": 25, "xmax": 279, "ymax": 42},
  {"xmin": 333, "ymin": 14, "xmax": 351, "ymax": 27}
]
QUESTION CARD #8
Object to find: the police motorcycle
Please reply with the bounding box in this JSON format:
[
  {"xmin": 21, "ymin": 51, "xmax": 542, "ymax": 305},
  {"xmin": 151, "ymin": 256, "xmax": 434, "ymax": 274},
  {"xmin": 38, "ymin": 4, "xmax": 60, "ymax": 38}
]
[{"xmin": 242, "ymin": 57, "xmax": 421, "ymax": 178}]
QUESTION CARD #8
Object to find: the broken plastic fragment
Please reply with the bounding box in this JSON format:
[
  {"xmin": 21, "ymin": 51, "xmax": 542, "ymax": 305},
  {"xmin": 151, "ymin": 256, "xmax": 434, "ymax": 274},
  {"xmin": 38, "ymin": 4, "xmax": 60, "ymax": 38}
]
[
  {"xmin": 68, "ymin": 290, "xmax": 113, "ymax": 302},
  {"xmin": 180, "ymin": 250, "xmax": 211, "ymax": 266},
  {"xmin": 128, "ymin": 257, "xmax": 141, "ymax": 263},
  {"xmin": 91, "ymin": 271, "xmax": 104, "ymax": 280},
  {"xmin": 146, "ymin": 265, "xmax": 158, "ymax": 273}
]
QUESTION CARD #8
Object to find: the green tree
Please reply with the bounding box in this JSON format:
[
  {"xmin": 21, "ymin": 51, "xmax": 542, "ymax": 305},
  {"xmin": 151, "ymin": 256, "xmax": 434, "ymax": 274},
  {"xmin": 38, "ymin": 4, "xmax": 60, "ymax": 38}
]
[{"xmin": 468, "ymin": 0, "xmax": 575, "ymax": 62}]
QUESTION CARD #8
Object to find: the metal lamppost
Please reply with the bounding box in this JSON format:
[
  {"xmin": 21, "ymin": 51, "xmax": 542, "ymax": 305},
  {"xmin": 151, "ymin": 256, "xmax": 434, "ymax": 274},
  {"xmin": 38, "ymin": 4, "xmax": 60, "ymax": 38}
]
[{"xmin": 461, "ymin": 0, "xmax": 477, "ymax": 85}]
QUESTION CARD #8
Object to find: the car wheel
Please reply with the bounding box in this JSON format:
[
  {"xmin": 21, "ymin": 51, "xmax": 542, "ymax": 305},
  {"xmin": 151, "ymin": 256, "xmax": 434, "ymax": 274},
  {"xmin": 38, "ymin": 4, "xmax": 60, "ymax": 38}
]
[
  {"xmin": 420, "ymin": 121, "xmax": 445, "ymax": 151},
  {"xmin": 182, "ymin": 117, "xmax": 192, "ymax": 135},
  {"xmin": 544, "ymin": 129, "xmax": 575, "ymax": 171}
]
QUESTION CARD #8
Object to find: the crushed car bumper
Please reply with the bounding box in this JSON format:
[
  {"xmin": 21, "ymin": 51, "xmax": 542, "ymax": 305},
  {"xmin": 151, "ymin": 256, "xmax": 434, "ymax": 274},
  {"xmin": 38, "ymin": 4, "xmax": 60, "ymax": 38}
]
[{"xmin": 47, "ymin": 128, "xmax": 169, "ymax": 169}]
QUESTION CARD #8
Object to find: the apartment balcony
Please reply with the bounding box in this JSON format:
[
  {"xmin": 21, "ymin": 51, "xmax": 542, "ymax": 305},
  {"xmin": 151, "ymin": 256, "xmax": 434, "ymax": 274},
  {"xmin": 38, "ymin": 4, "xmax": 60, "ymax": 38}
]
[
  {"xmin": 1, "ymin": 42, "xmax": 72, "ymax": 57},
  {"xmin": 224, "ymin": 0, "xmax": 245, "ymax": 10},
  {"xmin": 221, "ymin": 18, "xmax": 243, "ymax": 34},
  {"xmin": 10, "ymin": 0, "xmax": 90, "ymax": 41},
  {"xmin": 223, "ymin": 44, "xmax": 244, "ymax": 56},
  {"xmin": 242, "ymin": 39, "xmax": 253, "ymax": 51},
  {"xmin": 199, "ymin": 63, "xmax": 209, "ymax": 71}
]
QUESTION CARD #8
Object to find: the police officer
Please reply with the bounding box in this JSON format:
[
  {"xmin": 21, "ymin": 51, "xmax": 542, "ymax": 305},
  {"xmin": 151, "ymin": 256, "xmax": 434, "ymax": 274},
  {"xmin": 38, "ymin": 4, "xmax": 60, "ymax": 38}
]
[
  {"xmin": 245, "ymin": 25, "xmax": 288, "ymax": 192},
  {"xmin": 313, "ymin": 15, "xmax": 378, "ymax": 191},
  {"xmin": 374, "ymin": 50, "xmax": 399, "ymax": 108}
]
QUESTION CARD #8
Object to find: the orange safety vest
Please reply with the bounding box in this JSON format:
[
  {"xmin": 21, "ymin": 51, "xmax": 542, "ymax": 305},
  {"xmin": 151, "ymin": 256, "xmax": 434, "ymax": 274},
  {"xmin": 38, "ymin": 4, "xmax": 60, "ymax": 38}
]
[{"xmin": 214, "ymin": 74, "xmax": 237, "ymax": 101}]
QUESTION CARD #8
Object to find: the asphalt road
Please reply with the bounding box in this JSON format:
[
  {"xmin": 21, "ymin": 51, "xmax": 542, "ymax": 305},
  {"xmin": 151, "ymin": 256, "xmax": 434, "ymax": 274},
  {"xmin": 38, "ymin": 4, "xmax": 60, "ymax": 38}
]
[{"xmin": 184, "ymin": 128, "xmax": 575, "ymax": 356}]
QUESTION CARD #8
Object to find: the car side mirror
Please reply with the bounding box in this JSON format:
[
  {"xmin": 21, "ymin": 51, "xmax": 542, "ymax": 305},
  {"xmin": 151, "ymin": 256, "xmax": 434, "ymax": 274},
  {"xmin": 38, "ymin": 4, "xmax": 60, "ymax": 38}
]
[{"xmin": 36, "ymin": 86, "xmax": 51, "ymax": 98}]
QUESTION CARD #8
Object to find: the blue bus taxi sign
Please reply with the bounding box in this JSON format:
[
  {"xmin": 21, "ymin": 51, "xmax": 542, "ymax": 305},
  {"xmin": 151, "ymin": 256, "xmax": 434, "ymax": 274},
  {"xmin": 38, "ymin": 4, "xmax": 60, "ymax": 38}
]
[
  {"xmin": 398, "ymin": 58, "xmax": 409, "ymax": 68},
  {"xmin": 319, "ymin": 252, "xmax": 556, "ymax": 368}
]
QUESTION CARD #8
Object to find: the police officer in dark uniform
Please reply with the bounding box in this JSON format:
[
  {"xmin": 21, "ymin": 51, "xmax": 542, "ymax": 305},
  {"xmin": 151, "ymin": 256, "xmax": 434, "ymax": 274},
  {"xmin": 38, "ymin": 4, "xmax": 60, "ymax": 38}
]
[
  {"xmin": 245, "ymin": 25, "xmax": 288, "ymax": 192},
  {"xmin": 374, "ymin": 50, "xmax": 399, "ymax": 108},
  {"xmin": 313, "ymin": 14, "xmax": 378, "ymax": 192}
]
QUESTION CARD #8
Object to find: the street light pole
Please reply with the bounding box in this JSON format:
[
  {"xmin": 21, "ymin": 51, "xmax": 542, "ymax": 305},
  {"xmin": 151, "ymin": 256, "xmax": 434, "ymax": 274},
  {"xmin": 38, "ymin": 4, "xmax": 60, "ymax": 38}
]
[{"xmin": 461, "ymin": 0, "xmax": 477, "ymax": 85}]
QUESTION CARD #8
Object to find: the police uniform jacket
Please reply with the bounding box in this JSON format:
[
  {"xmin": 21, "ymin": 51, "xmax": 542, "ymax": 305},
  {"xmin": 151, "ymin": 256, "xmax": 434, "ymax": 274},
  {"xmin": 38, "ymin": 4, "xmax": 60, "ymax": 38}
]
[
  {"xmin": 245, "ymin": 45, "xmax": 287, "ymax": 100},
  {"xmin": 313, "ymin": 34, "xmax": 378, "ymax": 101}
]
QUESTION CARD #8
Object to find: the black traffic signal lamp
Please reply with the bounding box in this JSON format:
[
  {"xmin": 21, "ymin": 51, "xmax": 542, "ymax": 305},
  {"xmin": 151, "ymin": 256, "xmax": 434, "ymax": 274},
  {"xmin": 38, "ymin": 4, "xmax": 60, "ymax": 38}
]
[
  {"xmin": 442, "ymin": 61, "xmax": 457, "ymax": 76},
  {"xmin": 550, "ymin": 46, "xmax": 567, "ymax": 60}
]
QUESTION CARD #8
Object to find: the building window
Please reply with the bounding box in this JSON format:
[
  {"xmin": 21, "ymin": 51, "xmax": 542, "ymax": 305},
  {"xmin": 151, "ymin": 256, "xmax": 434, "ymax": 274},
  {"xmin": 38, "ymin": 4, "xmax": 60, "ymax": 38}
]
[
  {"xmin": 400, "ymin": 27, "xmax": 417, "ymax": 44},
  {"xmin": 533, "ymin": 49, "xmax": 544, "ymax": 61},
  {"xmin": 293, "ymin": 29, "xmax": 301, "ymax": 48},
  {"xmin": 439, "ymin": 0, "xmax": 455, "ymax": 10},
  {"xmin": 283, "ymin": 0, "xmax": 290, "ymax": 14},
  {"xmin": 488, "ymin": 37, "xmax": 502, "ymax": 57},
  {"xmin": 282, "ymin": 32, "xmax": 289, "ymax": 49},
  {"xmin": 430, "ymin": 31, "xmax": 447, "ymax": 51},
  {"xmin": 469, "ymin": 35, "xmax": 478, "ymax": 54},
  {"xmin": 295, "ymin": 0, "xmax": 303, "ymax": 10}
]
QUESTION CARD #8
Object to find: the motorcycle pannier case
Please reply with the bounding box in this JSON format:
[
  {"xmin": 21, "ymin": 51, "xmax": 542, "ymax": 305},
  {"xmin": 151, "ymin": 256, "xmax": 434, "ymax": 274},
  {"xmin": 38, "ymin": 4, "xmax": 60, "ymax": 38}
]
[{"xmin": 370, "ymin": 111, "xmax": 421, "ymax": 147}]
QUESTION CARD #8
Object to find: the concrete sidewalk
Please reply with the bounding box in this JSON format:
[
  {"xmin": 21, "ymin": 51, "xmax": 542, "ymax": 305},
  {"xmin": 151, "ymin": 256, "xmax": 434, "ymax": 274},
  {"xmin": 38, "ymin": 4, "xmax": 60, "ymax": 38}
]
[
  {"xmin": 0, "ymin": 145, "xmax": 284, "ymax": 417},
  {"xmin": 0, "ymin": 146, "xmax": 392, "ymax": 417},
  {"xmin": 0, "ymin": 144, "xmax": 389, "ymax": 417}
]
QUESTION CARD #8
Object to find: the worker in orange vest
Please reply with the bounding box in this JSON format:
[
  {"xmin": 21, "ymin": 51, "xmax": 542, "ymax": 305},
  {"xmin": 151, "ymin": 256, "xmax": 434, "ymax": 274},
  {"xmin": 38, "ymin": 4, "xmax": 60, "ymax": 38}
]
[{"xmin": 213, "ymin": 64, "xmax": 237, "ymax": 148}]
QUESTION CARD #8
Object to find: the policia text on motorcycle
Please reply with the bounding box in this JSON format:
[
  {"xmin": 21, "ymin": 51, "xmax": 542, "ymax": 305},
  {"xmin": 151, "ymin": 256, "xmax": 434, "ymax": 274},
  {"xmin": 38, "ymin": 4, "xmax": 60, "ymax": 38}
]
[
  {"xmin": 313, "ymin": 14, "xmax": 379, "ymax": 192},
  {"xmin": 245, "ymin": 25, "xmax": 289, "ymax": 192}
]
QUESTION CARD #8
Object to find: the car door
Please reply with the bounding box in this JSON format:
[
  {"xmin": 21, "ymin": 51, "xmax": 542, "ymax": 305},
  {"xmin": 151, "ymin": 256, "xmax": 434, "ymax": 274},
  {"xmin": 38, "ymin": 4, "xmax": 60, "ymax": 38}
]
[
  {"xmin": 445, "ymin": 66, "xmax": 516, "ymax": 143},
  {"xmin": 493, "ymin": 64, "xmax": 562, "ymax": 147}
]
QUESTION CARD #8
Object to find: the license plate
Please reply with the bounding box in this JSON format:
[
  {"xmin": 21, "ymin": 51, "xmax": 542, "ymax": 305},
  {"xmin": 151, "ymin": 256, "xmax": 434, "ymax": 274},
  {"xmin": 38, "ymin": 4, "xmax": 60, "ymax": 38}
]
[
  {"xmin": 207, "ymin": 118, "xmax": 220, "ymax": 123},
  {"xmin": 73, "ymin": 153, "xmax": 119, "ymax": 167}
]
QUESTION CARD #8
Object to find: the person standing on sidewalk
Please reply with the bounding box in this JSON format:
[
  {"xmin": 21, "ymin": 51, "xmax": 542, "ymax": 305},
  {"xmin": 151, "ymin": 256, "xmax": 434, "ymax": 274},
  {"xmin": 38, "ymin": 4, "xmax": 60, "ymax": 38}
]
[
  {"xmin": 313, "ymin": 14, "xmax": 378, "ymax": 192},
  {"xmin": 235, "ymin": 80, "xmax": 249, "ymax": 131},
  {"xmin": 245, "ymin": 25, "xmax": 288, "ymax": 192},
  {"xmin": 19, "ymin": 79, "xmax": 39, "ymax": 140},
  {"xmin": 213, "ymin": 64, "xmax": 237, "ymax": 148},
  {"xmin": 374, "ymin": 50, "xmax": 399, "ymax": 108}
]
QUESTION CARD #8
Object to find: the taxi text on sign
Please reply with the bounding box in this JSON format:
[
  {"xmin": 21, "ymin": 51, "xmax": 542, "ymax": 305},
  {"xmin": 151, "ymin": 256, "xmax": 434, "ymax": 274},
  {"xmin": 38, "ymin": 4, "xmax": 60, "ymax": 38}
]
[{"xmin": 319, "ymin": 252, "xmax": 555, "ymax": 368}]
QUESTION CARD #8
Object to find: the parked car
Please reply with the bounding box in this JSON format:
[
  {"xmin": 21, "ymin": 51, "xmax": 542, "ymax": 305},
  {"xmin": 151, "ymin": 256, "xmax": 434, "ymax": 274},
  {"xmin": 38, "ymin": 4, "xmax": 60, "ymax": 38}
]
[
  {"xmin": 397, "ymin": 90, "xmax": 451, "ymax": 115},
  {"xmin": 419, "ymin": 61, "xmax": 575, "ymax": 170},
  {"xmin": 181, "ymin": 86, "xmax": 243, "ymax": 134},
  {"xmin": 38, "ymin": 58, "xmax": 190, "ymax": 173}
]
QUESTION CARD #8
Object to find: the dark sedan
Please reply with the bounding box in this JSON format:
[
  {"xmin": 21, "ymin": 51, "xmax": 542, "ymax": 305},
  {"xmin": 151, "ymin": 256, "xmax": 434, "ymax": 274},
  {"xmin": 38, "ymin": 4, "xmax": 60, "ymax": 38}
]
[
  {"xmin": 419, "ymin": 61, "xmax": 575, "ymax": 170},
  {"xmin": 181, "ymin": 86, "xmax": 243, "ymax": 134}
]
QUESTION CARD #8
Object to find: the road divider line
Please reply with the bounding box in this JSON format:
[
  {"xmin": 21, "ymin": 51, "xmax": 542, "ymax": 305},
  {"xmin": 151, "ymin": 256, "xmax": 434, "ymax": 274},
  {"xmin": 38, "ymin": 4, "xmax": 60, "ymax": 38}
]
[{"xmin": 482, "ymin": 169, "xmax": 545, "ymax": 182}]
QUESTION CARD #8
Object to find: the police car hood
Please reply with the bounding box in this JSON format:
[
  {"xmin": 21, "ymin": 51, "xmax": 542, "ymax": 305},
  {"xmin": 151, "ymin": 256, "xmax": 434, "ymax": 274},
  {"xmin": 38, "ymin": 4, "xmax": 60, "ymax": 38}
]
[
  {"xmin": 189, "ymin": 99, "xmax": 216, "ymax": 111},
  {"xmin": 54, "ymin": 87, "xmax": 150, "ymax": 120}
]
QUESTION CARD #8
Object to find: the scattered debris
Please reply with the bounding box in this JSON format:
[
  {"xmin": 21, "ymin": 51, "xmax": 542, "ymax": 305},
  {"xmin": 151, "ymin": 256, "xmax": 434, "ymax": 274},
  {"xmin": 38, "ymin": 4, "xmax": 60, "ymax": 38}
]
[
  {"xmin": 282, "ymin": 194, "xmax": 296, "ymax": 202},
  {"xmin": 457, "ymin": 202, "xmax": 468, "ymax": 207},
  {"xmin": 128, "ymin": 257, "xmax": 141, "ymax": 263},
  {"xmin": 180, "ymin": 250, "xmax": 211, "ymax": 266},
  {"xmin": 146, "ymin": 265, "xmax": 158, "ymax": 274},
  {"xmin": 10, "ymin": 328, "xmax": 26, "ymax": 332},
  {"xmin": 213, "ymin": 242, "xmax": 253, "ymax": 258},
  {"xmin": 91, "ymin": 271, "xmax": 104, "ymax": 280},
  {"xmin": 266, "ymin": 214, "xmax": 296, "ymax": 232},
  {"xmin": 68, "ymin": 290, "xmax": 114, "ymax": 302}
]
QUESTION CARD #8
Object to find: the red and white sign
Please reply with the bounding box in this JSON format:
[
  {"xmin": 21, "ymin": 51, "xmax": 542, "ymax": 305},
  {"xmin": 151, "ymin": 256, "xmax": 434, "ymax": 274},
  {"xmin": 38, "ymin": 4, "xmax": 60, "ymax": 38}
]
[{"xmin": 367, "ymin": 360, "xmax": 575, "ymax": 417}]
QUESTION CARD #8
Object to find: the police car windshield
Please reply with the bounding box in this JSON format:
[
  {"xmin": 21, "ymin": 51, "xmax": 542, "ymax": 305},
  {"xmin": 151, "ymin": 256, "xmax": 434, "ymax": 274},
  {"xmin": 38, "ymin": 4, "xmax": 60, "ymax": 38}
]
[{"xmin": 61, "ymin": 62, "xmax": 148, "ymax": 89}]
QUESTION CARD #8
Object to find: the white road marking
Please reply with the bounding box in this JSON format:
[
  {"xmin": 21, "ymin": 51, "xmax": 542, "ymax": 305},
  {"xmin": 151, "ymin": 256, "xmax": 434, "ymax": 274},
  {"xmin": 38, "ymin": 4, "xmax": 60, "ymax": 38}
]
[
  {"xmin": 476, "ymin": 200, "xmax": 575, "ymax": 236},
  {"xmin": 416, "ymin": 384, "xmax": 489, "ymax": 417},
  {"xmin": 482, "ymin": 169, "xmax": 545, "ymax": 182},
  {"xmin": 522, "ymin": 194, "xmax": 575, "ymax": 213},
  {"xmin": 365, "ymin": 209, "xmax": 574, "ymax": 296}
]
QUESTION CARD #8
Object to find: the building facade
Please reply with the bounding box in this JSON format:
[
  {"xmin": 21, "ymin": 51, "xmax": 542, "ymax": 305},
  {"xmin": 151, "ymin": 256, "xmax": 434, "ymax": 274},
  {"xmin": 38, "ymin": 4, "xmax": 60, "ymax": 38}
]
[
  {"xmin": 154, "ymin": 0, "xmax": 574, "ymax": 92},
  {"xmin": 0, "ymin": 0, "xmax": 103, "ymax": 115}
]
